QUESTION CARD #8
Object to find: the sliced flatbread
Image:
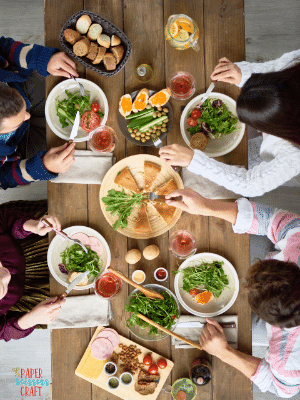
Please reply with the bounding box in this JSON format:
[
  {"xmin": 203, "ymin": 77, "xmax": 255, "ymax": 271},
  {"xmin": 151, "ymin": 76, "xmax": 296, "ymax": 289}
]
[
  {"xmin": 153, "ymin": 201, "xmax": 176, "ymax": 225},
  {"xmin": 144, "ymin": 161, "xmax": 161, "ymax": 192},
  {"xmin": 155, "ymin": 179, "xmax": 178, "ymax": 195},
  {"xmin": 134, "ymin": 203, "xmax": 152, "ymax": 234},
  {"xmin": 114, "ymin": 167, "xmax": 140, "ymax": 193}
]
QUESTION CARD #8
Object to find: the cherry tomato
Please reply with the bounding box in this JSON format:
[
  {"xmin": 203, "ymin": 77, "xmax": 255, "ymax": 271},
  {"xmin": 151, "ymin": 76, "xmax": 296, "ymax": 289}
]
[
  {"xmin": 91, "ymin": 102, "xmax": 100, "ymax": 113},
  {"xmin": 157, "ymin": 358, "xmax": 167, "ymax": 369},
  {"xmin": 172, "ymin": 315, "xmax": 176, "ymax": 321},
  {"xmin": 189, "ymin": 288, "xmax": 199, "ymax": 296},
  {"xmin": 80, "ymin": 111, "xmax": 101, "ymax": 132},
  {"xmin": 148, "ymin": 364, "xmax": 158, "ymax": 375},
  {"xmin": 187, "ymin": 117, "xmax": 198, "ymax": 126},
  {"xmin": 143, "ymin": 354, "xmax": 153, "ymax": 366},
  {"xmin": 191, "ymin": 109, "xmax": 201, "ymax": 119}
]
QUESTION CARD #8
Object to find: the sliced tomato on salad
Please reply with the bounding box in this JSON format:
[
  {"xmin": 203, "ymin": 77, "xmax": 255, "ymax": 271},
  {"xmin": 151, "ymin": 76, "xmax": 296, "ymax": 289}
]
[
  {"xmin": 91, "ymin": 102, "xmax": 100, "ymax": 113},
  {"xmin": 189, "ymin": 288, "xmax": 199, "ymax": 296},
  {"xmin": 80, "ymin": 111, "xmax": 101, "ymax": 132},
  {"xmin": 187, "ymin": 117, "xmax": 198, "ymax": 126},
  {"xmin": 191, "ymin": 108, "xmax": 201, "ymax": 119}
]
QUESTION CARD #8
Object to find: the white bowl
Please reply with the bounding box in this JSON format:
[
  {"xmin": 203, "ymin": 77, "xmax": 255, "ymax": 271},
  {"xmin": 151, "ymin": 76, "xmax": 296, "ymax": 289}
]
[
  {"xmin": 47, "ymin": 225, "xmax": 111, "ymax": 290},
  {"xmin": 180, "ymin": 92, "xmax": 245, "ymax": 157},
  {"xmin": 174, "ymin": 252, "xmax": 239, "ymax": 317},
  {"xmin": 45, "ymin": 78, "xmax": 108, "ymax": 142}
]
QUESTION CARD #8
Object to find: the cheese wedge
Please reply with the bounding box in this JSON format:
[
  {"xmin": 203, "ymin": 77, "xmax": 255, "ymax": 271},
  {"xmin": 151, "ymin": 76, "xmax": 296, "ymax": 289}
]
[
  {"xmin": 114, "ymin": 167, "xmax": 140, "ymax": 193},
  {"xmin": 155, "ymin": 179, "xmax": 178, "ymax": 195},
  {"xmin": 134, "ymin": 203, "xmax": 152, "ymax": 234},
  {"xmin": 75, "ymin": 347, "xmax": 105, "ymax": 379},
  {"xmin": 144, "ymin": 161, "xmax": 161, "ymax": 192}
]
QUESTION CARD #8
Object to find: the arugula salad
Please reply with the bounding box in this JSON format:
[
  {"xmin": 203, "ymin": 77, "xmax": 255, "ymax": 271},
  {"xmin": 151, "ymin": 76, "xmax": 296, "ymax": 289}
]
[
  {"xmin": 174, "ymin": 260, "xmax": 229, "ymax": 298},
  {"xmin": 59, "ymin": 244, "xmax": 102, "ymax": 277},
  {"xmin": 187, "ymin": 98, "xmax": 237, "ymax": 139},
  {"xmin": 125, "ymin": 291, "xmax": 180, "ymax": 335}
]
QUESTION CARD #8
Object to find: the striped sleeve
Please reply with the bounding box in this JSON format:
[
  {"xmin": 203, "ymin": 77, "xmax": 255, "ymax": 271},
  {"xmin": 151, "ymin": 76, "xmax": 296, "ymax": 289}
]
[{"xmin": 0, "ymin": 36, "xmax": 57, "ymax": 76}]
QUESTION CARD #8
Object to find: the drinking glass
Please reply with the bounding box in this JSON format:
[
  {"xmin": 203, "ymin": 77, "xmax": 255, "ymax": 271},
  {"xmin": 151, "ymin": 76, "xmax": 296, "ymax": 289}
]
[
  {"xmin": 88, "ymin": 125, "xmax": 118, "ymax": 154},
  {"xmin": 94, "ymin": 272, "xmax": 122, "ymax": 300},
  {"xmin": 169, "ymin": 230, "xmax": 197, "ymax": 259},
  {"xmin": 165, "ymin": 14, "xmax": 200, "ymax": 51},
  {"xmin": 168, "ymin": 71, "xmax": 196, "ymax": 100}
]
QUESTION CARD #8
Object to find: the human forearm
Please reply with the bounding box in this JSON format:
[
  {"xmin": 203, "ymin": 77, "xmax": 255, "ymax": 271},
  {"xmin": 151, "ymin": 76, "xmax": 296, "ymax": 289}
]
[
  {"xmin": 206, "ymin": 199, "xmax": 238, "ymax": 225},
  {"xmin": 219, "ymin": 345, "xmax": 261, "ymax": 379}
]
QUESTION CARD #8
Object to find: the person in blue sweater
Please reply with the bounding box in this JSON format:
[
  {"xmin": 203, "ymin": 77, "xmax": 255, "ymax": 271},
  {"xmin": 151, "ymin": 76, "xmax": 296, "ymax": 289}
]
[{"xmin": 0, "ymin": 36, "xmax": 78, "ymax": 189}]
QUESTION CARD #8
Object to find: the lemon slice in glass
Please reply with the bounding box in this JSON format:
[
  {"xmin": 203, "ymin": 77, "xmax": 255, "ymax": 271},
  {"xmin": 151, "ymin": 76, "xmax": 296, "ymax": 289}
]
[
  {"xmin": 175, "ymin": 29, "xmax": 190, "ymax": 42},
  {"xmin": 169, "ymin": 21, "xmax": 179, "ymax": 38},
  {"xmin": 178, "ymin": 20, "xmax": 194, "ymax": 33}
]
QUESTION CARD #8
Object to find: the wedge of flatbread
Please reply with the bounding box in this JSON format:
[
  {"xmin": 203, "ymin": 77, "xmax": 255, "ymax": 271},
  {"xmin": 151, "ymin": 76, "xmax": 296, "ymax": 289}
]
[
  {"xmin": 144, "ymin": 161, "xmax": 161, "ymax": 192},
  {"xmin": 114, "ymin": 167, "xmax": 140, "ymax": 193},
  {"xmin": 153, "ymin": 201, "xmax": 176, "ymax": 225},
  {"xmin": 134, "ymin": 203, "xmax": 152, "ymax": 234},
  {"xmin": 155, "ymin": 179, "xmax": 177, "ymax": 195}
]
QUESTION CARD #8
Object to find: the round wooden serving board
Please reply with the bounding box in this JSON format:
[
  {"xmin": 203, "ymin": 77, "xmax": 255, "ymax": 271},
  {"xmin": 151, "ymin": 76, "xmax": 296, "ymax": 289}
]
[{"xmin": 99, "ymin": 154, "xmax": 184, "ymax": 238}]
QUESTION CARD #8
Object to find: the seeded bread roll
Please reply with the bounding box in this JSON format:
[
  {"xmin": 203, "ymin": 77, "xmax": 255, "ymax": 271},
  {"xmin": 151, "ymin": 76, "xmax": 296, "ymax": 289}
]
[
  {"xmin": 87, "ymin": 23, "xmax": 103, "ymax": 40},
  {"xmin": 64, "ymin": 29, "xmax": 81, "ymax": 45},
  {"xmin": 111, "ymin": 35, "xmax": 121, "ymax": 46},
  {"xmin": 76, "ymin": 14, "xmax": 92, "ymax": 34},
  {"xmin": 68, "ymin": 271, "xmax": 89, "ymax": 286},
  {"xmin": 92, "ymin": 46, "xmax": 106, "ymax": 64},
  {"xmin": 190, "ymin": 131, "xmax": 208, "ymax": 150},
  {"xmin": 73, "ymin": 37, "xmax": 91, "ymax": 57},
  {"xmin": 97, "ymin": 34, "xmax": 110, "ymax": 48},
  {"xmin": 111, "ymin": 45, "xmax": 124, "ymax": 64},
  {"xmin": 103, "ymin": 53, "xmax": 117, "ymax": 70},
  {"xmin": 86, "ymin": 42, "xmax": 98, "ymax": 61}
]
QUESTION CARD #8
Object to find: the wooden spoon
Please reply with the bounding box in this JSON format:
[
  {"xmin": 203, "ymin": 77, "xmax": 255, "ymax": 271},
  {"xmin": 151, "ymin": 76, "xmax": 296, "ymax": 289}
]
[
  {"xmin": 107, "ymin": 267, "xmax": 164, "ymax": 300},
  {"xmin": 137, "ymin": 313, "xmax": 203, "ymax": 350}
]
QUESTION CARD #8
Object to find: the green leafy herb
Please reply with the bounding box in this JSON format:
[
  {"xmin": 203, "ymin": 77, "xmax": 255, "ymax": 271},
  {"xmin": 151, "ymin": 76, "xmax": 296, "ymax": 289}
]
[
  {"xmin": 173, "ymin": 260, "xmax": 229, "ymax": 297},
  {"xmin": 97, "ymin": 110, "xmax": 104, "ymax": 118},
  {"xmin": 125, "ymin": 292, "xmax": 179, "ymax": 335},
  {"xmin": 60, "ymin": 244, "xmax": 102, "ymax": 277},
  {"xmin": 101, "ymin": 189, "xmax": 146, "ymax": 230},
  {"xmin": 187, "ymin": 125, "xmax": 201, "ymax": 136},
  {"xmin": 55, "ymin": 89, "xmax": 92, "ymax": 128}
]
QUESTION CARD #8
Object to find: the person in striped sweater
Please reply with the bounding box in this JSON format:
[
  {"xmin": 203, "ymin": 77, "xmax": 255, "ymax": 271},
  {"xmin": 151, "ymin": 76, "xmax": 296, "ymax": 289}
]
[
  {"xmin": 0, "ymin": 36, "xmax": 78, "ymax": 189},
  {"xmin": 166, "ymin": 188, "xmax": 300, "ymax": 398}
]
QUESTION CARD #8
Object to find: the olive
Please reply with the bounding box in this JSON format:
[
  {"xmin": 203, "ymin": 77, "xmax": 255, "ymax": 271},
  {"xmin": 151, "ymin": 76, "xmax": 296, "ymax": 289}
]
[
  {"xmin": 134, "ymin": 128, "xmax": 138, "ymax": 132},
  {"xmin": 145, "ymin": 136, "xmax": 150, "ymax": 140},
  {"xmin": 131, "ymin": 133, "xmax": 136, "ymax": 138},
  {"xmin": 146, "ymin": 104, "xmax": 152, "ymax": 109},
  {"xmin": 157, "ymin": 106, "xmax": 162, "ymax": 111},
  {"xmin": 163, "ymin": 107, "xmax": 168, "ymax": 113},
  {"xmin": 156, "ymin": 131, "xmax": 161, "ymax": 136},
  {"xmin": 161, "ymin": 127, "xmax": 167, "ymax": 132},
  {"xmin": 136, "ymin": 132, "xmax": 141, "ymax": 137},
  {"xmin": 161, "ymin": 112, "xmax": 166, "ymax": 116},
  {"xmin": 164, "ymin": 118, "xmax": 169, "ymax": 122},
  {"xmin": 157, "ymin": 112, "xmax": 162, "ymax": 117},
  {"xmin": 152, "ymin": 134, "xmax": 157, "ymax": 138},
  {"xmin": 141, "ymin": 138, "xmax": 146, "ymax": 143},
  {"xmin": 148, "ymin": 128, "xmax": 153, "ymax": 133},
  {"xmin": 162, "ymin": 123, "xmax": 167, "ymax": 127},
  {"xmin": 141, "ymin": 133, "xmax": 145, "ymax": 137},
  {"xmin": 135, "ymin": 136, "xmax": 141, "ymax": 141},
  {"xmin": 153, "ymin": 112, "xmax": 157, "ymax": 118},
  {"xmin": 153, "ymin": 125, "xmax": 158, "ymax": 130},
  {"xmin": 128, "ymin": 127, "xmax": 133, "ymax": 133}
]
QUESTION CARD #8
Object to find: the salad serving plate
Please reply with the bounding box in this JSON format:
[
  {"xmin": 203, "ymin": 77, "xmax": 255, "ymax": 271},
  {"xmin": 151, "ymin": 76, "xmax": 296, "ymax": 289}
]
[
  {"xmin": 47, "ymin": 225, "xmax": 111, "ymax": 290},
  {"xmin": 174, "ymin": 252, "xmax": 239, "ymax": 317},
  {"xmin": 180, "ymin": 92, "xmax": 245, "ymax": 157},
  {"xmin": 45, "ymin": 78, "xmax": 108, "ymax": 142}
]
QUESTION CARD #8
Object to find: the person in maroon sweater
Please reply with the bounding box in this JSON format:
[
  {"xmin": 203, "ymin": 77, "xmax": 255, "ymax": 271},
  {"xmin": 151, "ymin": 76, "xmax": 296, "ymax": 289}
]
[{"xmin": 0, "ymin": 205, "xmax": 65, "ymax": 341}]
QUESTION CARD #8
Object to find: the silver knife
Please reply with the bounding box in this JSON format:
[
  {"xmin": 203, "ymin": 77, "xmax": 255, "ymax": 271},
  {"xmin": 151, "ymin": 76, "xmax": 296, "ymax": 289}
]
[
  {"xmin": 56, "ymin": 270, "xmax": 90, "ymax": 301},
  {"xmin": 69, "ymin": 110, "xmax": 80, "ymax": 142},
  {"xmin": 176, "ymin": 321, "xmax": 236, "ymax": 329},
  {"xmin": 199, "ymin": 82, "xmax": 215, "ymax": 104}
]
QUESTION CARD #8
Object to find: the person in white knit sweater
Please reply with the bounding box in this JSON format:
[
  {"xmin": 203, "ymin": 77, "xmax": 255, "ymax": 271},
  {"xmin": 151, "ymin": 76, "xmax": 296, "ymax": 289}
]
[{"xmin": 159, "ymin": 50, "xmax": 300, "ymax": 197}]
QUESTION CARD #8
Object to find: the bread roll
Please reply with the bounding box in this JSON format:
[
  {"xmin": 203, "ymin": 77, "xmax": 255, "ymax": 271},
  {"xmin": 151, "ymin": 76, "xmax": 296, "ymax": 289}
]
[
  {"xmin": 190, "ymin": 132, "xmax": 208, "ymax": 150},
  {"xmin": 76, "ymin": 14, "xmax": 92, "ymax": 34},
  {"xmin": 68, "ymin": 271, "xmax": 89, "ymax": 286},
  {"xmin": 86, "ymin": 42, "xmax": 98, "ymax": 61},
  {"xmin": 87, "ymin": 23, "xmax": 103, "ymax": 40},
  {"xmin": 92, "ymin": 46, "xmax": 106, "ymax": 64},
  {"xmin": 64, "ymin": 29, "xmax": 81, "ymax": 45},
  {"xmin": 103, "ymin": 53, "xmax": 116, "ymax": 70},
  {"xmin": 111, "ymin": 45, "xmax": 124, "ymax": 64},
  {"xmin": 97, "ymin": 34, "xmax": 110, "ymax": 48},
  {"xmin": 73, "ymin": 37, "xmax": 90, "ymax": 57},
  {"xmin": 111, "ymin": 35, "xmax": 121, "ymax": 46}
]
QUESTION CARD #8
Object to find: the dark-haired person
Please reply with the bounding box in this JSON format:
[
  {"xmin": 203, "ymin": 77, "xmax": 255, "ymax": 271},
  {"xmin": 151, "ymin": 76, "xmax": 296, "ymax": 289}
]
[
  {"xmin": 0, "ymin": 204, "xmax": 65, "ymax": 341},
  {"xmin": 0, "ymin": 36, "xmax": 78, "ymax": 189},
  {"xmin": 159, "ymin": 50, "xmax": 300, "ymax": 197},
  {"xmin": 166, "ymin": 188, "xmax": 300, "ymax": 398}
]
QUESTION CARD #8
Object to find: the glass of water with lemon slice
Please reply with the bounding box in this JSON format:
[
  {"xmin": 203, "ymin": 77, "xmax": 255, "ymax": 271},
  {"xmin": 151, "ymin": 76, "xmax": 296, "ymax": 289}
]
[{"xmin": 165, "ymin": 14, "xmax": 200, "ymax": 51}]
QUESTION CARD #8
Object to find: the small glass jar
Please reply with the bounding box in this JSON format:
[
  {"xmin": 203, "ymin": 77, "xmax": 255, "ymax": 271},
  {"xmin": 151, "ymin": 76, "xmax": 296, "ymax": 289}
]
[
  {"xmin": 168, "ymin": 71, "xmax": 196, "ymax": 100},
  {"xmin": 169, "ymin": 230, "xmax": 197, "ymax": 259},
  {"xmin": 88, "ymin": 125, "xmax": 118, "ymax": 154}
]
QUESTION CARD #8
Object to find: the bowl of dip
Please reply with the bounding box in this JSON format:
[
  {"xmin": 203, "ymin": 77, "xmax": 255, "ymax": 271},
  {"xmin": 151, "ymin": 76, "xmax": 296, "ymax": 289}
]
[{"xmin": 132, "ymin": 270, "xmax": 146, "ymax": 284}]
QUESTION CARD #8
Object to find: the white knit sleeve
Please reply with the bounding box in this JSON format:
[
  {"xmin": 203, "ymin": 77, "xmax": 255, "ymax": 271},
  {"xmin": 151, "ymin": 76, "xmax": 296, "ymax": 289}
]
[
  {"xmin": 232, "ymin": 198, "xmax": 253, "ymax": 234},
  {"xmin": 235, "ymin": 49, "xmax": 300, "ymax": 88},
  {"xmin": 187, "ymin": 146, "xmax": 300, "ymax": 197}
]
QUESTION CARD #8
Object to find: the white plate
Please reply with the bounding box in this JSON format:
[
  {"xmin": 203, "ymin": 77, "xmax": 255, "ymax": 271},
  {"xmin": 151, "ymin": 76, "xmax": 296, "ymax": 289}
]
[
  {"xmin": 180, "ymin": 92, "xmax": 245, "ymax": 157},
  {"xmin": 47, "ymin": 226, "xmax": 111, "ymax": 290},
  {"xmin": 45, "ymin": 78, "xmax": 108, "ymax": 142},
  {"xmin": 174, "ymin": 252, "xmax": 239, "ymax": 317}
]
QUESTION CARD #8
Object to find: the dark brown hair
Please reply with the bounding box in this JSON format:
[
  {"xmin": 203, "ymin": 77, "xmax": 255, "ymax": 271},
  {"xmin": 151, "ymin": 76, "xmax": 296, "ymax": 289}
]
[
  {"xmin": 245, "ymin": 259, "xmax": 300, "ymax": 328},
  {"xmin": 0, "ymin": 82, "xmax": 24, "ymax": 129},
  {"xmin": 237, "ymin": 62, "xmax": 300, "ymax": 146}
]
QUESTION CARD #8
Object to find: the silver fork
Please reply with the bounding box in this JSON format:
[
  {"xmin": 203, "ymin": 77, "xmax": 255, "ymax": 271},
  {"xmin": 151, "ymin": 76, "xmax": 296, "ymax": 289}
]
[
  {"xmin": 70, "ymin": 74, "xmax": 85, "ymax": 96},
  {"xmin": 147, "ymin": 193, "xmax": 183, "ymax": 201},
  {"xmin": 41, "ymin": 218, "xmax": 88, "ymax": 254}
]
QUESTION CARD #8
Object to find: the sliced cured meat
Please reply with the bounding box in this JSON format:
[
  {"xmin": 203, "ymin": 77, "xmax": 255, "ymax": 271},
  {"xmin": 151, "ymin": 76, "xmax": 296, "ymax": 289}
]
[
  {"xmin": 89, "ymin": 236, "xmax": 104, "ymax": 255},
  {"xmin": 100, "ymin": 328, "xmax": 119, "ymax": 340},
  {"xmin": 71, "ymin": 233, "xmax": 91, "ymax": 246},
  {"xmin": 97, "ymin": 329, "xmax": 119, "ymax": 349},
  {"xmin": 91, "ymin": 337, "xmax": 114, "ymax": 360}
]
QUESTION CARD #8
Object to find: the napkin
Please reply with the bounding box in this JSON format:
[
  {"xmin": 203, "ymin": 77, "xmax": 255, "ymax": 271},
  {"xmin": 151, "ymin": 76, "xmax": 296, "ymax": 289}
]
[
  {"xmin": 172, "ymin": 315, "xmax": 238, "ymax": 349},
  {"xmin": 50, "ymin": 150, "xmax": 113, "ymax": 184},
  {"xmin": 182, "ymin": 168, "xmax": 240, "ymax": 200},
  {"xmin": 49, "ymin": 294, "xmax": 113, "ymax": 329}
]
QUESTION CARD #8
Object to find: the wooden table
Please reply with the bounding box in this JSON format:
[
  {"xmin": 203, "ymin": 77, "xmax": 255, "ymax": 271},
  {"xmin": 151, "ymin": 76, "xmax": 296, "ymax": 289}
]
[{"xmin": 45, "ymin": 1, "xmax": 251, "ymax": 399}]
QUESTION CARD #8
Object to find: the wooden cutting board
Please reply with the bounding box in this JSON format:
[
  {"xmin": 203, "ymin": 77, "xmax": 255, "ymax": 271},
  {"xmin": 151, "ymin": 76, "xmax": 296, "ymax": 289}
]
[{"xmin": 75, "ymin": 325, "xmax": 174, "ymax": 400}]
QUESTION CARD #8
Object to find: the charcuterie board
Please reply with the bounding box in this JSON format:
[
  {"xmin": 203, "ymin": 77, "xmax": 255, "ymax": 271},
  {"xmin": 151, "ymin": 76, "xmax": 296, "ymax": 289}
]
[{"xmin": 75, "ymin": 325, "xmax": 174, "ymax": 400}]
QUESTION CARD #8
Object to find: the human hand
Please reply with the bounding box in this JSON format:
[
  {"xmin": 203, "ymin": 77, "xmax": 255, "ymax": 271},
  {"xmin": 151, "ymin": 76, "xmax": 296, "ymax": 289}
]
[
  {"xmin": 165, "ymin": 188, "xmax": 213, "ymax": 215},
  {"xmin": 42, "ymin": 142, "xmax": 75, "ymax": 174},
  {"xmin": 199, "ymin": 318, "xmax": 230, "ymax": 358},
  {"xmin": 17, "ymin": 297, "xmax": 65, "ymax": 329},
  {"xmin": 47, "ymin": 52, "xmax": 79, "ymax": 78},
  {"xmin": 23, "ymin": 216, "xmax": 61, "ymax": 236},
  {"xmin": 159, "ymin": 144, "xmax": 194, "ymax": 167},
  {"xmin": 210, "ymin": 57, "xmax": 242, "ymax": 85}
]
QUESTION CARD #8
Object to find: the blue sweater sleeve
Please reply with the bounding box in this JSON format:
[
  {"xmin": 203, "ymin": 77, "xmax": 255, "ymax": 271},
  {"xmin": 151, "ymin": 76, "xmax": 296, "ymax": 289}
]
[{"xmin": 0, "ymin": 36, "xmax": 58, "ymax": 77}]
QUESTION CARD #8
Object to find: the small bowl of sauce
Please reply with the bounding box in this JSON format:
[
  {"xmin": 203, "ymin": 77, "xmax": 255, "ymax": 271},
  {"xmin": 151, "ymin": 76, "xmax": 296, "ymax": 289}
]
[
  {"xmin": 120, "ymin": 372, "xmax": 133, "ymax": 386},
  {"xmin": 154, "ymin": 267, "xmax": 168, "ymax": 282},
  {"xmin": 104, "ymin": 362, "xmax": 117, "ymax": 376},
  {"xmin": 132, "ymin": 270, "xmax": 146, "ymax": 284},
  {"xmin": 107, "ymin": 376, "xmax": 120, "ymax": 390}
]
